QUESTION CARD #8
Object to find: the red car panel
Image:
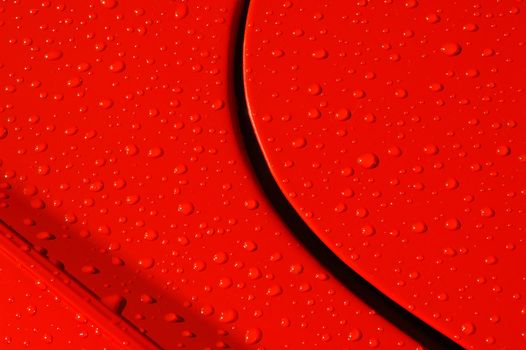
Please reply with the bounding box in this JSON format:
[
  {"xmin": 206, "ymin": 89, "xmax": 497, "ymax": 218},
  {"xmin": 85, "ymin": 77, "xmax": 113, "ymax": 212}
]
[
  {"xmin": 244, "ymin": 0, "xmax": 525, "ymax": 348},
  {"xmin": 0, "ymin": 0, "xmax": 429, "ymax": 348}
]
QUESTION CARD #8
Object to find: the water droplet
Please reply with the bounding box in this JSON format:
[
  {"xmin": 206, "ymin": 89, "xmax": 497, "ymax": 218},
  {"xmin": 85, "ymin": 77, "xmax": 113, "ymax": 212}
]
[
  {"xmin": 440, "ymin": 43, "xmax": 462, "ymax": 56},
  {"xmin": 357, "ymin": 153, "xmax": 379, "ymax": 169},
  {"xmin": 164, "ymin": 313, "xmax": 184, "ymax": 322},
  {"xmin": 307, "ymin": 83, "xmax": 322, "ymax": 95},
  {"xmin": 243, "ymin": 199, "xmax": 259, "ymax": 210},
  {"xmin": 138, "ymin": 258, "xmax": 155, "ymax": 269},
  {"xmin": 211, "ymin": 99, "xmax": 224, "ymax": 110},
  {"xmin": 461, "ymin": 322, "xmax": 476, "ymax": 335},
  {"xmin": 291, "ymin": 137, "xmax": 307, "ymax": 148},
  {"xmin": 124, "ymin": 144, "xmax": 139, "ymax": 156},
  {"xmin": 311, "ymin": 49, "xmax": 329, "ymax": 59},
  {"xmin": 174, "ymin": 3, "xmax": 189, "ymax": 19},
  {"xmin": 101, "ymin": 294, "xmax": 126, "ymax": 314},
  {"xmin": 348, "ymin": 328, "xmax": 362, "ymax": 341},
  {"xmin": 81, "ymin": 265, "xmax": 99, "ymax": 274},
  {"xmin": 109, "ymin": 60, "xmax": 126, "ymax": 73},
  {"xmin": 219, "ymin": 309, "xmax": 238, "ymax": 323},
  {"xmin": 496, "ymin": 145, "xmax": 511, "ymax": 157},
  {"xmin": 335, "ymin": 108, "xmax": 351, "ymax": 121},
  {"xmin": 147, "ymin": 147, "xmax": 164, "ymax": 158},
  {"xmin": 98, "ymin": 98, "xmax": 114, "ymax": 109},
  {"xmin": 266, "ymin": 284, "xmax": 283, "ymax": 297},
  {"xmin": 444, "ymin": 218, "xmax": 461, "ymax": 231},
  {"xmin": 100, "ymin": 0, "xmax": 118, "ymax": 9},
  {"xmin": 44, "ymin": 50, "xmax": 63, "ymax": 61},
  {"xmin": 177, "ymin": 202, "xmax": 194, "ymax": 215},
  {"xmin": 36, "ymin": 231, "xmax": 55, "ymax": 240},
  {"xmin": 412, "ymin": 221, "xmax": 427, "ymax": 233},
  {"xmin": 144, "ymin": 229, "xmax": 159, "ymax": 241},
  {"xmin": 244, "ymin": 328, "xmax": 263, "ymax": 345},
  {"xmin": 480, "ymin": 207, "xmax": 495, "ymax": 218}
]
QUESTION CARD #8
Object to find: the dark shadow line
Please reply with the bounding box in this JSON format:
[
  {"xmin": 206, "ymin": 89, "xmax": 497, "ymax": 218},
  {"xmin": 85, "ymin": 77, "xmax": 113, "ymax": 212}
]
[{"xmin": 232, "ymin": 1, "xmax": 464, "ymax": 349}]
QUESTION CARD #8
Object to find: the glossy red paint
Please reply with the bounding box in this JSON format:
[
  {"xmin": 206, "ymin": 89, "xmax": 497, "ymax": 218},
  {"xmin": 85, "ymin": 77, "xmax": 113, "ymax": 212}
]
[
  {"xmin": 0, "ymin": 221, "xmax": 154, "ymax": 349},
  {"xmin": 244, "ymin": 0, "xmax": 525, "ymax": 348},
  {"xmin": 0, "ymin": 0, "xmax": 422, "ymax": 349}
]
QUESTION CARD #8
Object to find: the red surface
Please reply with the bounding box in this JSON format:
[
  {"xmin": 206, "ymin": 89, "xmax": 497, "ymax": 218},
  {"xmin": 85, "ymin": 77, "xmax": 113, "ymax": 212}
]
[
  {"xmin": 0, "ymin": 244, "xmax": 117, "ymax": 350},
  {"xmin": 0, "ymin": 221, "xmax": 151, "ymax": 349},
  {"xmin": 244, "ymin": 0, "xmax": 526, "ymax": 349},
  {"xmin": 0, "ymin": 0, "xmax": 422, "ymax": 349}
]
